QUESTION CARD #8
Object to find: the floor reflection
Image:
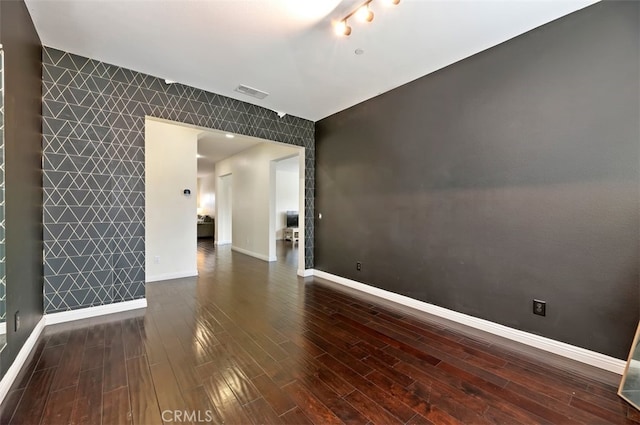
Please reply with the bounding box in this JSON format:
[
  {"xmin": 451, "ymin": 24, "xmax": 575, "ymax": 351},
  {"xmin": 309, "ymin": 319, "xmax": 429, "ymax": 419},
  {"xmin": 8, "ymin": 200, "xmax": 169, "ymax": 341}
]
[{"xmin": 2, "ymin": 235, "xmax": 627, "ymax": 424}]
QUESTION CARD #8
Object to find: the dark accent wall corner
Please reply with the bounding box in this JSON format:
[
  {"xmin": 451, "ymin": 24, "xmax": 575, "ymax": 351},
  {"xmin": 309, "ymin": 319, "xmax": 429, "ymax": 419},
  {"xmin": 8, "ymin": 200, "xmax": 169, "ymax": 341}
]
[
  {"xmin": 0, "ymin": 0, "xmax": 45, "ymax": 377},
  {"xmin": 315, "ymin": 1, "xmax": 639, "ymax": 359}
]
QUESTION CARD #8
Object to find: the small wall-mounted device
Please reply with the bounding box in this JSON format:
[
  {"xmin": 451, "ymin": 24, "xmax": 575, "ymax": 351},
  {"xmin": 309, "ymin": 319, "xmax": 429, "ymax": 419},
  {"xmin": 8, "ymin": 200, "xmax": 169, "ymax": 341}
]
[
  {"xmin": 183, "ymin": 189, "xmax": 191, "ymax": 196},
  {"xmin": 533, "ymin": 299, "xmax": 546, "ymax": 316}
]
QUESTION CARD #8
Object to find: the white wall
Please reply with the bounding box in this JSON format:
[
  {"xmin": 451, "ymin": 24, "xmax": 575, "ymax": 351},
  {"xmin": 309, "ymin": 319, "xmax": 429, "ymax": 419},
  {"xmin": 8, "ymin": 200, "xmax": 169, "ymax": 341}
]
[
  {"xmin": 196, "ymin": 178, "xmax": 201, "ymax": 210},
  {"xmin": 217, "ymin": 174, "xmax": 232, "ymax": 245},
  {"xmin": 215, "ymin": 142, "xmax": 301, "ymax": 262},
  {"xmin": 145, "ymin": 118, "xmax": 201, "ymax": 282},
  {"xmin": 275, "ymin": 167, "xmax": 299, "ymax": 239},
  {"xmin": 198, "ymin": 171, "xmax": 216, "ymax": 217}
]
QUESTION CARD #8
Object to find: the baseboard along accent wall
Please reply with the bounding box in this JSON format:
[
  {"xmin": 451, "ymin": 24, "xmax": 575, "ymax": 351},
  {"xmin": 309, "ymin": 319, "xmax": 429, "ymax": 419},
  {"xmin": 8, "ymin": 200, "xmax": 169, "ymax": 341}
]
[{"xmin": 312, "ymin": 269, "xmax": 626, "ymax": 374}]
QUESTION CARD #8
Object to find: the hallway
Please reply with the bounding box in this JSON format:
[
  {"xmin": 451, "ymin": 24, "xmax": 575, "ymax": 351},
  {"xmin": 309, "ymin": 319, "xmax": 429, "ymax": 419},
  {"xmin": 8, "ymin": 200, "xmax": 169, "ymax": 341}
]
[{"xmin": 0, "ymin": 242, "xmax": 632, "ymax": 424}]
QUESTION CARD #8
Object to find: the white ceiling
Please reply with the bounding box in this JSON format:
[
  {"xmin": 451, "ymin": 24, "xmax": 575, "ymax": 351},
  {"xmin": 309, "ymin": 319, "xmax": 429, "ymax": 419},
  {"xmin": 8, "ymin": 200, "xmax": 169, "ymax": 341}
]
[
  {"xmin": 26, "ymin": 0, "xmax": 598, "ymax": 121},
  {"xmin": 197, "ymin": 130, "xmax": 262, "ymax": 176}
]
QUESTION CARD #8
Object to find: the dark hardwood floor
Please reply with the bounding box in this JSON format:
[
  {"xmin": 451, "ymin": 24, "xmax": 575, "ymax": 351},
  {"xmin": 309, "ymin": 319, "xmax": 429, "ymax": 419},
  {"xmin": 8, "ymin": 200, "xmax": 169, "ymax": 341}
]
[{"xmin": 0, "ymin": 238, "xmax": 635, "ymax": 424}]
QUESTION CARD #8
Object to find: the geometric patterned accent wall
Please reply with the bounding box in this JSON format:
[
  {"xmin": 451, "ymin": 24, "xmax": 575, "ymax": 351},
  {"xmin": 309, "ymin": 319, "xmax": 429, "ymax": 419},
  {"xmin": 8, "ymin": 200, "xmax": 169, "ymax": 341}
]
[
  {"xmin": 42, "ymin": 47, "xmax": 314, "ymax": 313},
  {"xmin": 0, "ymin": 47, "xmax": 5, "ymax": 322}
]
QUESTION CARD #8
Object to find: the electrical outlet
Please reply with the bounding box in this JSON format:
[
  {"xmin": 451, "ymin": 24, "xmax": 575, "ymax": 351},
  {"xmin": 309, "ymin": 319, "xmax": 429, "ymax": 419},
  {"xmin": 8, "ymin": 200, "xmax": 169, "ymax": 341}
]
[
  {"xmin": 533, "ymin": 299, "xmax": 546, "ymax": 316},
  {"xmin": 154, "ymin": 256, "xmax": 160, "ymax": 264},
  {"xmin": 14, "ymin": 311, "xmax": 20, "ymax": 332},
  {"xmin": 356, "ymin": 262, "xmax": 362, "ymax": 271}
]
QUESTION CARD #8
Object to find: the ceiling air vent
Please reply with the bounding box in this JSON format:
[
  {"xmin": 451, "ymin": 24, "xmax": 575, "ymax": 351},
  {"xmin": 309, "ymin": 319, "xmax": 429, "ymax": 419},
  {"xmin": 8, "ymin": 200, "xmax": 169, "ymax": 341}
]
[{"xmin": 234, "ymin": 84, "xmax": 269, "ymax": 100}]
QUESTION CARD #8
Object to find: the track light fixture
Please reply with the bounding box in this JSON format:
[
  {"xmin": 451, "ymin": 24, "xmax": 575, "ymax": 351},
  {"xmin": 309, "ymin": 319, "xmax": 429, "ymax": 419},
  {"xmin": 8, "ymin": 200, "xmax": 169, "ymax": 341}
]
[
  {"xmin": 334, "ymin": 0, "xmax": 399, "ymax": 37},
  {"xmin": 355, "ymin": 4, "xmax": 374, "ymax": 22},
  {"xmin": 335, "ymin": 19, "xmax": 352, "ymax": 36}
]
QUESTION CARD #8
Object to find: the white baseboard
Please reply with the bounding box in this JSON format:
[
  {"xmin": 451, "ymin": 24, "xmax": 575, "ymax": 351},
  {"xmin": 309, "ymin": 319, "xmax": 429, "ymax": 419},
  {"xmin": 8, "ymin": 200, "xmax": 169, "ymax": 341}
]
[
  {"xmin": 297, "ymin": 269, "xmax": 313, "ymax": 277},
  {"xmin": 312, "ymin": 269, "xmax": 626, "ymax": 375},
  {"xmin": 0, "ymin": 298, "xmax": 148, "ymax": 404},
  {"xmin": 45, "ymin": 298, "xmax": 148, "ymax": 326},
  {"xmin": 215, "ymin": 240, "xmax": 231, "ymax": 246},
  {"xmin": 231, "ymin": 246, "xmax": 276, "ymax": 262},
  {"xmin": 146, "ymin": 270, "xmax": 198, "ymax": 283},
  {"xmin": 0, "ymin": 317, "xmax": 45, "ymax": 404}
]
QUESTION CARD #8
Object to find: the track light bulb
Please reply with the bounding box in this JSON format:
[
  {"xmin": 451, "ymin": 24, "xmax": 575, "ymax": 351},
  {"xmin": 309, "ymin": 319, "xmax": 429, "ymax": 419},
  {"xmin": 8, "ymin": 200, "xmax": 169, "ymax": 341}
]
[
  {"xmin": 355, "ymin": 5, "xmax": 374, "ymax": 22},
  {"xmin": 365, "ymin": 9, "xmax": 375, "ymax": 22},
  {"xmin": 335, "ymin": 20, "xmax": 352, "ymax": 36},
  {"xmin": 334, "ymin": 0, "xmax": 399, "ymax": 37}
]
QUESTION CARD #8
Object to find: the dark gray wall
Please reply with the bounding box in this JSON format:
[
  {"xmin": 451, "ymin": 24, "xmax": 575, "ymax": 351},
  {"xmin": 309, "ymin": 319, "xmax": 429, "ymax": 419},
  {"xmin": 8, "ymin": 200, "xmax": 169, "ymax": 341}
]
[
  {"xmin": 315, "ymin": 1, "xmax": 639, "ymax": 359},
  {"xmin": 42, "ymin": 48, "xmax": 314, "ymax": 314},
  {"xmin": 0, "ymin": 0, "xmax": 44, "ymax": 377},
  {"xmin": 0, "ymin": 24, "xmax": 5, "ymax": 326}
]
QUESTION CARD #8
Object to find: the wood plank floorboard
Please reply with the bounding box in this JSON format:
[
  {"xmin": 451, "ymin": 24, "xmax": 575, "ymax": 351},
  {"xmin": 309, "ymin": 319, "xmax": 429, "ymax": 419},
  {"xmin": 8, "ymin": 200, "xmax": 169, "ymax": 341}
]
[{"xmin": 1, "ymin": 239, "xmax": 635, "ymax": 424}]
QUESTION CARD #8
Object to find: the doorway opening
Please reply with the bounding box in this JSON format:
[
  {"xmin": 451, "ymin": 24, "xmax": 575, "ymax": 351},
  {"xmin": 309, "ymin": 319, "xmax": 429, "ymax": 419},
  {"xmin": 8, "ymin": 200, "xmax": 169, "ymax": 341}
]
[
  {"xmin": 145, "ymin": 117, "xmax": 306, "ymax": 282},
  {"xmin": 216, "ymin": 173, "xmax": 233, "ymax": 246},
  {"xmin": 271, "ymin": 155, "xmax": 301, "ymax": 266}
]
